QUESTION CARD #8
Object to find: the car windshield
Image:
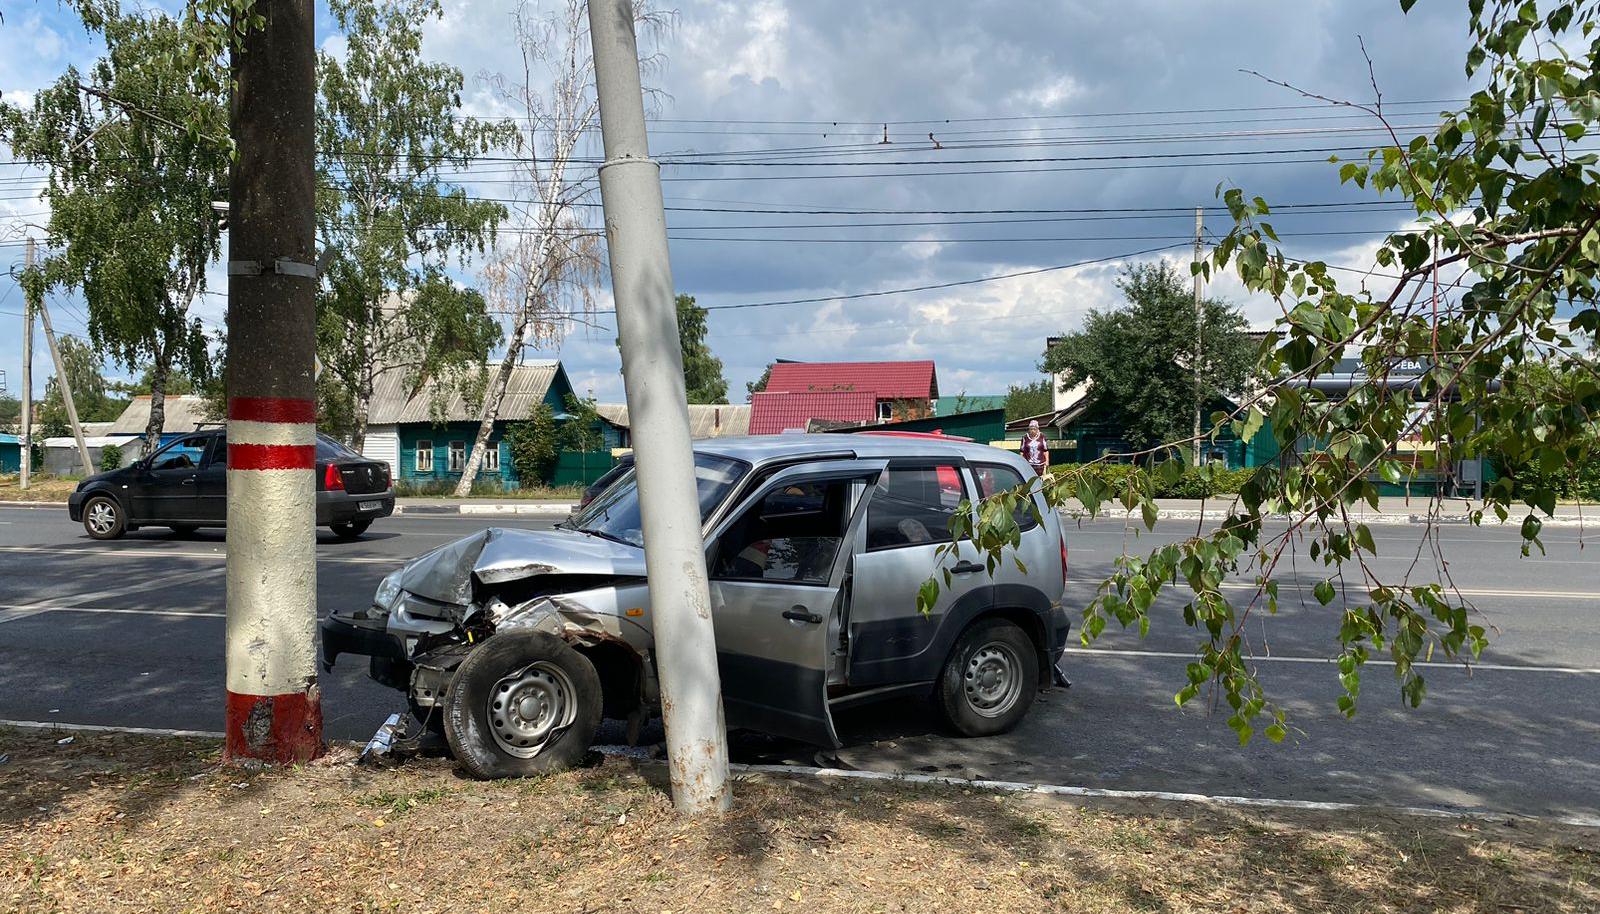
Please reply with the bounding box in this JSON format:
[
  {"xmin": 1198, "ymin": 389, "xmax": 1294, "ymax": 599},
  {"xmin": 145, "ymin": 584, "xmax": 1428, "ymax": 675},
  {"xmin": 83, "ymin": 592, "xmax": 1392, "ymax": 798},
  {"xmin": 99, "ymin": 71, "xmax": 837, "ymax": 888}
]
[{"xmin": 568, "ymin": 453, "xmax": 746, "ymax": 548}]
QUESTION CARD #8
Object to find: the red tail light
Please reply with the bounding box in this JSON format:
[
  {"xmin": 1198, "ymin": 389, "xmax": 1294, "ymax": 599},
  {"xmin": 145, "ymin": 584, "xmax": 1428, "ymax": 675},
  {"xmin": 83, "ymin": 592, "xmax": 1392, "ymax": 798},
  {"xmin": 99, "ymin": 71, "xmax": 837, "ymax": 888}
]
[
  {"xmin": 1060, "ymin": 533, "xmax": 1069, "ymax": 586},
  {"xmin": 324, "ymin": 464, "xmax": 345, "ymax": 491}
]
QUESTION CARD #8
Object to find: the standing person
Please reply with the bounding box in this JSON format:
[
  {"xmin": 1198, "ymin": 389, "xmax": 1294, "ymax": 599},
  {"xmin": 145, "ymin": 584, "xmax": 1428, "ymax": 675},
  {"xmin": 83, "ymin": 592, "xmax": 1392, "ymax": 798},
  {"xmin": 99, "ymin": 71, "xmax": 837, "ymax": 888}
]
[{"xmin": 1021, "ymin": 419, "xmax": 1050, "ymax": 476}]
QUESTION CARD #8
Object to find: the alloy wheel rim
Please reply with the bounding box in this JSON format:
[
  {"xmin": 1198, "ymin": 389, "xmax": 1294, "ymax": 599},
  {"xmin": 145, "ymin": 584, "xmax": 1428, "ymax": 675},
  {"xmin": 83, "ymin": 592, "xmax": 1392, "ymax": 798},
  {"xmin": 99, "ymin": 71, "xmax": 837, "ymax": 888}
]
[
  {"xmin": 963, "ymin": 642, "xmax": 1023, "ymax": 718},
  {"xmin": 87, "ymin": 501, "xmax": 116, "ymax": 535},
  {"xmin": 487, "ymin": 660, "xmax": 577, "ymax": 758}
]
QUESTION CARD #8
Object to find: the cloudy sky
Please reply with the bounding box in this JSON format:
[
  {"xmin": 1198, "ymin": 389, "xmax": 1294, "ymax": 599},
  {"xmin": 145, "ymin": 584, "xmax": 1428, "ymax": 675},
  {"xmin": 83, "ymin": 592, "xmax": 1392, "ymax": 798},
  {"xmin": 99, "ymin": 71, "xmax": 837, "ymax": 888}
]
[{"xmin": 0, "ymin": 0, "xmax": 1478, "ymax": 406}]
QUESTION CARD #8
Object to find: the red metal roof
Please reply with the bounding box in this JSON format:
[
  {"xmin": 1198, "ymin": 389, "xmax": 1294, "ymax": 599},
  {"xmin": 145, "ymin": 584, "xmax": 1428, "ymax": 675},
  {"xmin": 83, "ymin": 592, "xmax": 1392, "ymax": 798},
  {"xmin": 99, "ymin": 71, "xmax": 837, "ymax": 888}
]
[
  {"xmin": 763, "ymin": 360, "xmax": 938, "ymax": 401},
  {"xmin": 749, "ymin": 390, "xmax": 879, "ymax": 435}
]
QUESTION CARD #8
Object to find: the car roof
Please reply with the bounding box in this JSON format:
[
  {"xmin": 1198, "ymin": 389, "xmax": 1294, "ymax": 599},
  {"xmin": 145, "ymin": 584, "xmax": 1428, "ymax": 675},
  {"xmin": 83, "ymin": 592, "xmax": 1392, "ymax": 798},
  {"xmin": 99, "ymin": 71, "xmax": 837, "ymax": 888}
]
[{"xmin": 692, "ymin": 433, "xmax": 1030, "ymax": 469}]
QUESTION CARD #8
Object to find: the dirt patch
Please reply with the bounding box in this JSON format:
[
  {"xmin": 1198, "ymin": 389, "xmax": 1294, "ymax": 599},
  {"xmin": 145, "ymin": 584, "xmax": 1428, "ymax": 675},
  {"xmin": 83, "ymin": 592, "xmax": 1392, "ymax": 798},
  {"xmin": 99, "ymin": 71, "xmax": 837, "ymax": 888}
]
[
  {"xmin": 1, "ymin": 727, "xmax": 1595, "ymax": 913},
  {"xmin": 0, "ymin": 476, "xmax": 78, "ymax": 504}
]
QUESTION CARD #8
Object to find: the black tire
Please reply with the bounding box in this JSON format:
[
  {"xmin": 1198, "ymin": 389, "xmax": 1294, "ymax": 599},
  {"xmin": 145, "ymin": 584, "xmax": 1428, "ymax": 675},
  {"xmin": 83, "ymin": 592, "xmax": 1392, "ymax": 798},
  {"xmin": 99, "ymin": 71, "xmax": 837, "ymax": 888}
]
[
  {"xmin": 330, "ymin": 519, "xmax": 372, "ymax": 539},
  {"xmin": 935, "ymin": 618, "xmax": 1039, "ymax": 737},
  {"xmin": 169, "ymin": 524, "xmax": 199, "ymax": 536},
  {"xmin": 81, "ymin": 494, "xmax": 127, "ymax": 541},
  {"xmin": 443, "ymin": 631, "xmax": 602, "ymax": 779}
]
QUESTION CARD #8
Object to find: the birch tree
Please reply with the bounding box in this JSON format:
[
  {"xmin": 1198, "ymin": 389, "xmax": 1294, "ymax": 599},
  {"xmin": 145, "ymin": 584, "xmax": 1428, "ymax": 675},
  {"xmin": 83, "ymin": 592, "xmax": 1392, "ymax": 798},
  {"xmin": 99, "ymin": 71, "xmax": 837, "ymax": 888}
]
[
  {"xmin": 452, "ymin": 0, "xmax": 623, "ymax": 494},
  {"xmin": 316, "ymin": 0, "xmax": 510, "ymax": 450}
]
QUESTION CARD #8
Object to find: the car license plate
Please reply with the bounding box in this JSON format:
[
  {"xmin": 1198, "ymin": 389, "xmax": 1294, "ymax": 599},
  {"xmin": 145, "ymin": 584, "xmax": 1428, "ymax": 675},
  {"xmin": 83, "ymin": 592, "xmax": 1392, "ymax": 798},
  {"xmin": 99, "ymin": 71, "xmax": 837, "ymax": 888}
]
[{"xmin": 359, "ymin": 500, "xmax": 382, "ymax": 512}]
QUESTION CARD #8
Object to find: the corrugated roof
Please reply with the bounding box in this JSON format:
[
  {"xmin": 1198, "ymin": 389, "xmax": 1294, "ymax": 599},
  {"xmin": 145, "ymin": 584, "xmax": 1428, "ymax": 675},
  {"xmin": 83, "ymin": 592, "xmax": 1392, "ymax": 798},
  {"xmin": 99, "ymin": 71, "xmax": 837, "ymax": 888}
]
[
  {"xmin": 764, "ymin": 360, "xmax": 938, "ymax": 401},
  {"xmin": 108, "ymin": 396, "xmax": 219, "ymax": 434},
  {"xmin": 594, "ymin": 403, "xmax": 750, "ymax": 438},
  {"xmin": 749, "ymin": 390, "xmax": 878, "ymax": 435},
  {"xmin": 367, "ymin": 362, "xmax": 562, "ymax": 424},
  {"xmin": 934, "ymin": 395, "xmax": 1006, "ymax": 417}
]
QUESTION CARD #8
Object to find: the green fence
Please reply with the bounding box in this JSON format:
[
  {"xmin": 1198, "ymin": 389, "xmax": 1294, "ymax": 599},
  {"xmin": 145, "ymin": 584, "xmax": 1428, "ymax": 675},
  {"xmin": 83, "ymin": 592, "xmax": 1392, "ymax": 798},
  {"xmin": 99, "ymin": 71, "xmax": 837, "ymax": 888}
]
[{"xmin": 550, "ymin": 450, "xmax": 616, "ymax": 487}]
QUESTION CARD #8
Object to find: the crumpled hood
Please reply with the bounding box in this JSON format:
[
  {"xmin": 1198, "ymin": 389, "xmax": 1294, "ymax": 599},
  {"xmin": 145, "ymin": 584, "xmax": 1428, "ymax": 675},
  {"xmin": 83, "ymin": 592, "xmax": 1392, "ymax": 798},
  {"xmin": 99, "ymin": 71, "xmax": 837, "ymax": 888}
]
[{"xmin": 398, "ymin": 526, "xmax": 646, "ymax": 605}]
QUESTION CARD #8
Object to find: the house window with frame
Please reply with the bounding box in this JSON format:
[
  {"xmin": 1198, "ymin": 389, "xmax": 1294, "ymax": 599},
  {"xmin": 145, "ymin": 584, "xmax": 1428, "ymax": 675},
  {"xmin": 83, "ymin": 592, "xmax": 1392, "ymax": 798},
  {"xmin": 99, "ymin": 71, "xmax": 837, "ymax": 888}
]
[
  {"xmin": 877, "ymin": 400, "xmax": 894, "ymax": 421},
  {"xmin": 415, "ymin": 440, "xmax": 434, "ymax": 473},
  {"xmin": 483, "ymin": 441, "xmax": 500, "ymax": 473},
  {"xmin": 448, "ymin": 440, "xmax": 466, "ymax": 472}
]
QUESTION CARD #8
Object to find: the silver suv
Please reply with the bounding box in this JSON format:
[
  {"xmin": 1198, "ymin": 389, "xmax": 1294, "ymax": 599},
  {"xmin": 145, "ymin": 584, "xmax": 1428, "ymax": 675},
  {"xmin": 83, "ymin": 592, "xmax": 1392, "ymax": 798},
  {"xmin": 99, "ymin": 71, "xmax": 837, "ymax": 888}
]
[{"xmin": 322, "ymin": 434, "xmax": 1070, "ymax": 778}]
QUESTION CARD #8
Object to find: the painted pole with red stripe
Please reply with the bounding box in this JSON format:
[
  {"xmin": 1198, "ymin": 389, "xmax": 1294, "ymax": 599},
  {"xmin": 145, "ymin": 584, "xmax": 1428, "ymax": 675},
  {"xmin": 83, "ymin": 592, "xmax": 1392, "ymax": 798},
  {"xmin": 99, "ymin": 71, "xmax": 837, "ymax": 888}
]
[{"xmin": 223, "ymin": 0, "xmax": 323, "ymax": 764}]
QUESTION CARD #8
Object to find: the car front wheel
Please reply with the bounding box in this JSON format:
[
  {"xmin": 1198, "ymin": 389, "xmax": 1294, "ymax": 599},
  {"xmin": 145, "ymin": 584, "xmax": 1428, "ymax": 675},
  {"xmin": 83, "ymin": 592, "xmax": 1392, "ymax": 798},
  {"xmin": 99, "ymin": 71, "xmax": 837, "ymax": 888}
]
[
  {"xmin": 82, "ymin": 495, "xmax": 127, "ymax": 540},
  {"xmin": 443, "ymin": 631, "xmax": 602, "ymax": 779},
  {"xmin": 936, "ymin": 618, "xmax": 1039, "ymax": 737}
]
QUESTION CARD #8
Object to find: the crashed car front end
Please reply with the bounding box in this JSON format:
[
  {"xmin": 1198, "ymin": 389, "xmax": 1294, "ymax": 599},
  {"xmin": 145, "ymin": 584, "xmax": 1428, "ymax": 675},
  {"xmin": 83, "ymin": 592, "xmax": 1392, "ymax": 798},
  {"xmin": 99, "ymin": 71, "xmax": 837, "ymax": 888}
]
[{"xmin": 321, "ymin": 526, "xmax": 659, "ymax": 731}]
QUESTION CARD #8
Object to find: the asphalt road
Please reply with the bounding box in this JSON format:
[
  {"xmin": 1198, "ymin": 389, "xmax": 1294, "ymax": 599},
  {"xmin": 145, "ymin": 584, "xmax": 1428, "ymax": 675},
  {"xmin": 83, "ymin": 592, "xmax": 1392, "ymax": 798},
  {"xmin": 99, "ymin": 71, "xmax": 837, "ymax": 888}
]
[{"xmin": 1, "ymin": 503, "xmax": 1596, "ymax": 819}]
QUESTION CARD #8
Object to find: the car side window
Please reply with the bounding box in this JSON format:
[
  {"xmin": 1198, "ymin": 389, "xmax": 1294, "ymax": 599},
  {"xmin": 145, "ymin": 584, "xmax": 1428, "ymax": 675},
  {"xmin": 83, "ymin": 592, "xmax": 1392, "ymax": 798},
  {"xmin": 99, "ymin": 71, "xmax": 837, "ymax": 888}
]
[
  {"xmin": 973, "ymin": 463, "xmax": 1040, "ymax": 531},
  {"xmin": 711, "ymin": 478, "xmax": 856, "ymax": 585},
  {"xmin": 151, "ymin": 435, "xmax": 211, "ymax": 471},
  {"xmin": 864, "ymin": 463, "xmax": 965, "ymax": 550}
]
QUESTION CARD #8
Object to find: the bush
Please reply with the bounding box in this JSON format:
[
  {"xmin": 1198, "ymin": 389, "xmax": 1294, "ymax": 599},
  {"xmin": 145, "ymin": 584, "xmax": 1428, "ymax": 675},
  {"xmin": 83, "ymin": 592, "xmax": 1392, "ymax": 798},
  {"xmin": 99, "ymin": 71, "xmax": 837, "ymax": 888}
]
[
  {"xmin": 1050, "ymin": 462, "xmax": 1253, "ymax": 500},
  {"xmin": 98, "ymin": 444, "xmax": 122, "ymax": 472}
]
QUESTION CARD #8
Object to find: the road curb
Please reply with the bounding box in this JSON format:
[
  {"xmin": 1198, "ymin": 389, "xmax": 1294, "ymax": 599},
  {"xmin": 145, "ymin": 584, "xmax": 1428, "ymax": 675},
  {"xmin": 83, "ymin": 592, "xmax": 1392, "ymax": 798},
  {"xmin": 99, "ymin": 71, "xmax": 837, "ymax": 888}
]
[
  {"xmin": 1069, "ymin": 508, "xmax": 1593, "ymax": 528},
  {"xmin": 0, "ymin": 500, "xmax": 63, "ymax": 508},
  {"xmin": 392, "ymin": 502, "xmax": 575, "ymax": 516}
]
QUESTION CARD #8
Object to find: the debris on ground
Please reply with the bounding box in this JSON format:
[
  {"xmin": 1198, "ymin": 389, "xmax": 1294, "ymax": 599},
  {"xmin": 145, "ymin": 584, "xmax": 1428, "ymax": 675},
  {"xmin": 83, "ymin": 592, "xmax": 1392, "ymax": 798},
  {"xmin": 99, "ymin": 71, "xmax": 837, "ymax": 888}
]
[{"xmin": 0, "ymin": 726, "xmax": 1596, "ymax": 913}]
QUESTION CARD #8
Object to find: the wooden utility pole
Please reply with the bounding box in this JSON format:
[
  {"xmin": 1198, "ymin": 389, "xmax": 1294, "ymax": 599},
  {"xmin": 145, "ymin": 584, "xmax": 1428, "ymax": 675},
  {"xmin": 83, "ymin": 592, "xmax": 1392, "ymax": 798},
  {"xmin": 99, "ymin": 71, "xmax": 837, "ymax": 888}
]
[
  {"xmin": 20, "ymin": 240, "xmax": 34, "ymax": 489},
  {"xmin": 1192, "ymin": 207, "xmax": 1204, "ymax": 444},
  {"xmin": 31, "ymin": 239, "xmax": 95, "ymax": 477},
  {"xmin": 222, "ymin": 0, "xmax": 323, "ymax": 765}
]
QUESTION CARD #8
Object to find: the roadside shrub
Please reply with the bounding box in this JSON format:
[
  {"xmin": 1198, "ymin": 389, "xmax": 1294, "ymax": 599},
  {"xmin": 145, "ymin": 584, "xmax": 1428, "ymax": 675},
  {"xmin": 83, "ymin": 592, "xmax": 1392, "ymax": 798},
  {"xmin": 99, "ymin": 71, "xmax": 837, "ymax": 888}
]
[
  {"xmin": 1050, "ymin": 462, "xmax": 1253, "ymax": 500},
  {"xmin": 505, "ymin": 405, "xmax": 559, "ymax": 484},
  {"xmin": 99, "ymin": 444, "xmax": 122, "ymax": 472}
]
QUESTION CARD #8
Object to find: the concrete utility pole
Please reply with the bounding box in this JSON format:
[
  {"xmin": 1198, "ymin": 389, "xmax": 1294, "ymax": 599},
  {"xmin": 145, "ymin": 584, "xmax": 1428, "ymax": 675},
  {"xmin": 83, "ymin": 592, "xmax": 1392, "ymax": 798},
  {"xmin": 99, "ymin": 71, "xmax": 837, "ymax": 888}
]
[
  {"xmin": 31, "ymin": 242, "xmax": 94, "ymax": 477},
  {"xmin": 20, "ymin": 240, "xmax": 34, "ymax": 489},
  {"xmin": 222, "ymin": 0, "xmax": 323, "ymax": 764},
  {"xmin": 1192, "ymin": 207, "xmax": 1204, "ymax": 444},
  {"xmin": 587, "ymin": 0, "xmax": 731, "ymax": 815}
]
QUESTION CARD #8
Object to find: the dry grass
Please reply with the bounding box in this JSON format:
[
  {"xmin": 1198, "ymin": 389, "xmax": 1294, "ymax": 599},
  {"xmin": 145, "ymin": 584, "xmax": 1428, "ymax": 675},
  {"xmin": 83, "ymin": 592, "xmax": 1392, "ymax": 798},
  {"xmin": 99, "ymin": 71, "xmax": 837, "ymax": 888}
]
[
  {"xmin": 0, "ymin": 475, "xmax": 79, "ymax": 503},
  {"xmin": 1, "ymin": 727, "xmax": 1596, "ymax": 914}
]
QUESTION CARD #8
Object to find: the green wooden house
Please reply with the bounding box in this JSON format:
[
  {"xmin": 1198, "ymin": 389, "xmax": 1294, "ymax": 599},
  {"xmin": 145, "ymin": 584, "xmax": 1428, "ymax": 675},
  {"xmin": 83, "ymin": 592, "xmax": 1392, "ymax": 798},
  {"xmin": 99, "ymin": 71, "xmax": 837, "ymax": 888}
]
[{"xmin": 361, "ymin": 361, "xmax": 584, "ymax": 491}]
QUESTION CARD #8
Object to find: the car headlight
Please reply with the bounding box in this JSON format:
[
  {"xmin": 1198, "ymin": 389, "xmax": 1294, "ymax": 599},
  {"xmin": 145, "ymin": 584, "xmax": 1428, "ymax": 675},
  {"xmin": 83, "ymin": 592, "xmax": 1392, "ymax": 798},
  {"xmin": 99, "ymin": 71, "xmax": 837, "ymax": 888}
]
[{"xmin": 373, "ymin": 570, "xmax": 404, "ymax": 610}]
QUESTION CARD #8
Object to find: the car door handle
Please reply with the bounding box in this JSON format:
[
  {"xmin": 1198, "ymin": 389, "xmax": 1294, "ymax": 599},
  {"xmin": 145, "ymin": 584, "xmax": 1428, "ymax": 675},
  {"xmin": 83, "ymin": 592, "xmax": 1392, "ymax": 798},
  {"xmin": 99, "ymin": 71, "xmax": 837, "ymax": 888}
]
[
  {"xmin": 783, "ymin": 608, "xmax": 823, "ymax": 624},
  {"xmin": 950, "ymin": 560, "xmax": 984, "ymax": 575},
  {"xmin": 181, "ymin": 477, "xmax": 197, "ymax": 486}
]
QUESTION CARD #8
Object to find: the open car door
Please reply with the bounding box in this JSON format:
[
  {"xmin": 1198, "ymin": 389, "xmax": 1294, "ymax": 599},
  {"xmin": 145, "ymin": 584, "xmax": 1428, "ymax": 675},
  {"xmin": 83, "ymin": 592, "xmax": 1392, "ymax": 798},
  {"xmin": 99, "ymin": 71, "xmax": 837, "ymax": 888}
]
[{"xmin": 705, "ymin": 459, "xmax": 885, "ymax": 748}]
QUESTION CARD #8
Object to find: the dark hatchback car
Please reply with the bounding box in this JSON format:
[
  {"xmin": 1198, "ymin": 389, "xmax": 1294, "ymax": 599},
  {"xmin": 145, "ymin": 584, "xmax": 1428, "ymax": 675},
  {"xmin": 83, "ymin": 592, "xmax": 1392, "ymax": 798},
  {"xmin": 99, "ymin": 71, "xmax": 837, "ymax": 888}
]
[{"xmin": 68, "ymin": 428, "xmax": 395, "ymax": 540}]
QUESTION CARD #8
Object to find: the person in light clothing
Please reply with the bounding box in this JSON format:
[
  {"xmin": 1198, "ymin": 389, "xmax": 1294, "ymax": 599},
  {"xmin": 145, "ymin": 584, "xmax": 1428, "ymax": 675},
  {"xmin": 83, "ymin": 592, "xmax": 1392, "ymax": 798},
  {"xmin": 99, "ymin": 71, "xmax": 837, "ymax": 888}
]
[{"xmin": 1021, "ymin": 419, "xmax": 1049, "ymax": 476}]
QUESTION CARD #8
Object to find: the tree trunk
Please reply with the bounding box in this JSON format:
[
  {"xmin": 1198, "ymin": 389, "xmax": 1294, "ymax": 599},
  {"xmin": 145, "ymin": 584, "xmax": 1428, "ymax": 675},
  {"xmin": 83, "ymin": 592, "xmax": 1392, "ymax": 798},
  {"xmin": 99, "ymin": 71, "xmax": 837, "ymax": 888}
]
[
  {"xmin": 144, "ymin": 351, "xmax": 170, "ymax": 457},
  {"xmin": 349, "ymin": 372, "xmax": 373, "ymax": 453},
  {"xmin": 452, "ymin": 344, "xmax": 520, "ymax": 496}
]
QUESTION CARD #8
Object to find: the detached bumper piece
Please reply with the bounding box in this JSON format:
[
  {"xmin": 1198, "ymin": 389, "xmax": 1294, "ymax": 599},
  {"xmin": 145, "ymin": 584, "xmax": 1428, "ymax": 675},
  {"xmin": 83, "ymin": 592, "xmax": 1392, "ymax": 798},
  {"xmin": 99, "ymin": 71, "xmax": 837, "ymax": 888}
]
[{"xmin": 320, "ymin": 612, "xmax": 406, "ymax": 671}]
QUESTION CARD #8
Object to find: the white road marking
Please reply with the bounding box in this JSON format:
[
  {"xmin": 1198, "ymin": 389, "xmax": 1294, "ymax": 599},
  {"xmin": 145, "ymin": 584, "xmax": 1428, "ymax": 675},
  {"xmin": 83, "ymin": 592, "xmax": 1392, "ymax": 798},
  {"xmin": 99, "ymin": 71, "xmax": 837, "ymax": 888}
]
[
  {"xmin": 0, "ymin": 567, "xmax": 223, "ymax": 624},
  {"xmin": 0, "ymin": 718, "xmax": 224, "ymax": 739},
  {"xmin": 0, "ymin": 545, "xmax": 393, "ymax": 564},
  {"xmin": 1061, "ymin": 646, "xmax": 1600, "ymax": 675},
  {"xmin": 0, "ymin": 603, "xmax": 225, "ymax": 619}
]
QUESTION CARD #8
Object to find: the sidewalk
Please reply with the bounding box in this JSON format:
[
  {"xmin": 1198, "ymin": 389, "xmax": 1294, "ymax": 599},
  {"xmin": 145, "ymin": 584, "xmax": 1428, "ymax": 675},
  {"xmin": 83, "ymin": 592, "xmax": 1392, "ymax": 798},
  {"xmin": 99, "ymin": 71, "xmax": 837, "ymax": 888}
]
[{"xmin": 393, "ymin": 497, "xmax": 574, "ymax": 516}]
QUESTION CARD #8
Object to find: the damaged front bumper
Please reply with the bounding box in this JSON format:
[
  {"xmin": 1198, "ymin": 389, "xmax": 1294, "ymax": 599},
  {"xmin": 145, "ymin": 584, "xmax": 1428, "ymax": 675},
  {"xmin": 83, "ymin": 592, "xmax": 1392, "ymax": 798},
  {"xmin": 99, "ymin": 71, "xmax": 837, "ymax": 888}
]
[{"xmin": 320, "ymin": 610, "xmax": 407, "ymax": 670}]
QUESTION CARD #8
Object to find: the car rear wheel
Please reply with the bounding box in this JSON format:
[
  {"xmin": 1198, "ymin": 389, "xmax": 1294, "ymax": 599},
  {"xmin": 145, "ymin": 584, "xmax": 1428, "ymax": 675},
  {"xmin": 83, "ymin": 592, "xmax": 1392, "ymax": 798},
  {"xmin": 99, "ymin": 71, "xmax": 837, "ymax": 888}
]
[
  {"xmin": 935, "ymin": 618, "xmax": 1038, "ymax": 737},
  {"xmin": 330, "ymin": 519, "xmax": 372, "ymax": 539},
  {"xmin": 82, "ymin": 495, "xmax": 126, "ymax": 540},
  {"xmin": 443, "ymin": 631, "xmax": 602, "ymax": 779}
]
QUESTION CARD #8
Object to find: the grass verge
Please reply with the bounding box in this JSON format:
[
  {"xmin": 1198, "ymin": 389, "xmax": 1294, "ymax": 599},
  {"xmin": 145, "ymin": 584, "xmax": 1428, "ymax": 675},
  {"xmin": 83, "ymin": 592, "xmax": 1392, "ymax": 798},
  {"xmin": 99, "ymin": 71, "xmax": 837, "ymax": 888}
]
[
  {"xmin": 1, "ymin": 727, "xmax": 1596, "ymax": 913},
  {"xmin": 0, "ymin": 474, "xmax": 78, "ymax": 503}
]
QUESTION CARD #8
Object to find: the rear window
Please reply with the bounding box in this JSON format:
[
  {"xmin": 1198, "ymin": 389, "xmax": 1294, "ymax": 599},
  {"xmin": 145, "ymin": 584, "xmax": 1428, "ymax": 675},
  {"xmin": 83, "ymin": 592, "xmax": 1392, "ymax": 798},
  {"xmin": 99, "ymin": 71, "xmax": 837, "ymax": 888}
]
[
  {"xmin": 317, "ymin": 436, "xmax": 362, "ymax": 460},
  {"xmin": 973, "ymin": 463, "xmax": 1040, "ymax": 531}
]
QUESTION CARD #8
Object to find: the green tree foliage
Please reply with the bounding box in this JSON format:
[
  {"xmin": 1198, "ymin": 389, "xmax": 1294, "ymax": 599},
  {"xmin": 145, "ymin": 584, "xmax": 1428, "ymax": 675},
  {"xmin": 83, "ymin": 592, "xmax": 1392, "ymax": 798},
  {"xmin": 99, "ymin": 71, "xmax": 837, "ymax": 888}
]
[
  {"xmin": 98, "ymin": 443, "xmax": 123, "ymax": 472},
  {"xmin": 38, "ymin": 336, "xmax": 127, "ymax": 428},
  {"xmin": 2, "ymin": 5, "xmax": 227, "ymax": 455},
  {"xmin": 746, "ymin": 362, "xmax": 775, "ymax": 401},
  {"xmin": 926, "ymin": 0, "xmax": 1600, "ymax": 745},
  {"xmin": 1042, "ymin": 263, "xmax": 1254, "ymax": 451},
  {"xmin": 0, "ymin": 396, "xmax": 21, "ymax": 429},
  {"xmin": 504, "ymin": 404, "xmax": 559, "ymax": 485},
  {"xmin": 675, "ymin": 295, "xmax": 729, "ymax": 404},
  {"xmin": 557, "ymin": 395, "xmax": 605, "ymax": 453},
  {"xmin": 316, "ymin": 0, "xmax": 510, "ymax": 450},
  {"xmin": 1003, "ymin": 380, "xmax": 1053, "ymax": 421}
]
